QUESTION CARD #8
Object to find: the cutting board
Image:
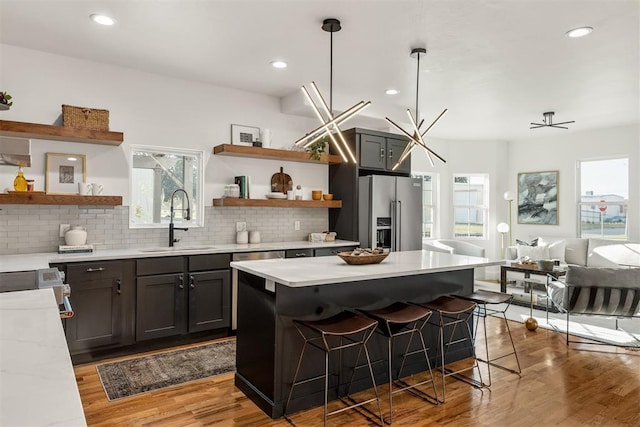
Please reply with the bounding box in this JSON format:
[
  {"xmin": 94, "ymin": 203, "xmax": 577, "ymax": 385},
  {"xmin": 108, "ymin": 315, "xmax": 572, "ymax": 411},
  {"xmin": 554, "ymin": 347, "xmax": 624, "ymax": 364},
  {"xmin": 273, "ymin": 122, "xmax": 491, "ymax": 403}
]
[{"xmin": 270, "ymin": 167, "xmax": 293, "ymax": 194}]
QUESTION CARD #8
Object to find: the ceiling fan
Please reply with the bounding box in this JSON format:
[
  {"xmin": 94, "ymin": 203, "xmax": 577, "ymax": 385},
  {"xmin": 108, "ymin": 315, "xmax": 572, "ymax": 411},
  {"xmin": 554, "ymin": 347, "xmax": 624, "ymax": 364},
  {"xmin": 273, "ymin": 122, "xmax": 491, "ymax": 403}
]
[{"xmin": 530, "ymin": 111, "xmax": 575, "ymax": 129}]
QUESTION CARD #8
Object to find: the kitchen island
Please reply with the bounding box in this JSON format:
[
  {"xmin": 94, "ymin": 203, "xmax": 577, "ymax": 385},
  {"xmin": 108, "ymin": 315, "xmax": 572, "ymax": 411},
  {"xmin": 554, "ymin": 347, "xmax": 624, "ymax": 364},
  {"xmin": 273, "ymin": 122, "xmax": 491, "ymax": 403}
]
[{"xmin": 231, "ymin": 250, "xmax": 501, "ymax": 418}]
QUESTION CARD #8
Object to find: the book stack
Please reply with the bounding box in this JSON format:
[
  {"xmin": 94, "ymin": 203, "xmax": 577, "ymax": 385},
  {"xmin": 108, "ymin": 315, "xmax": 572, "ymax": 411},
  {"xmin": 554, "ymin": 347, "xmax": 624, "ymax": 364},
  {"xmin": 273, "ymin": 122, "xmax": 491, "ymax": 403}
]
[
  {"xmin": 234, "ymin": 176, "xmax": 251, "ymax": 199},
  {"xmin": 58, "ymin": 244, "xmax": 94, "ymax": 254}
]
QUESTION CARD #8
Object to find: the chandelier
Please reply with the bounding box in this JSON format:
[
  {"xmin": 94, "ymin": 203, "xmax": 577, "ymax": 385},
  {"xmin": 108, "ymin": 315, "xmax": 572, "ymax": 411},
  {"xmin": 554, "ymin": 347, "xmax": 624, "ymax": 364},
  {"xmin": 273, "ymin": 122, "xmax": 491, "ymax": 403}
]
[
  {"xmin": 385, "ymin": 47, "xmax": 447, "ymax": 170},
  {"xmin": 293, "ymin": 18, "xmax": 371, "ymax": 163}
]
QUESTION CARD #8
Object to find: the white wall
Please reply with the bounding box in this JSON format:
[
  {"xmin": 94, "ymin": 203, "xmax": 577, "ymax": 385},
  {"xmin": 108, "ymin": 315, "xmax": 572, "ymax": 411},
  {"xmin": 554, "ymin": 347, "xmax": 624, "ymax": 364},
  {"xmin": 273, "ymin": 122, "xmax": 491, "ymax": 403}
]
[
  {"xmin": 506, "ymin": 124, "xmax": 639, "ymax": 243},
  {"xmin": 0, "ymin": 44, "xmax": 329, "ymax": 204}
]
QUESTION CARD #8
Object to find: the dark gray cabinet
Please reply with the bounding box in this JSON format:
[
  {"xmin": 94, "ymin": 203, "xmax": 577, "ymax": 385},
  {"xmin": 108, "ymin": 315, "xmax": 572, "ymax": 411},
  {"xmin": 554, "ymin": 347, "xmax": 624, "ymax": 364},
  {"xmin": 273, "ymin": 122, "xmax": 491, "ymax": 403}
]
[
  {"xmin": 136, "ymin": 254, "xmax": 230, "ymax": 341},
  {"xmin": 285, "ymin": 248, "xmax": 313, "ymax": 258},
  {"xmin": 61, "ymin": 260, "xmax": 135, "ymax": 354},
  {"xmin": 359, "ymin": 133, "xmax": 411, "ymax": 174},
  {"xmin": 330, "ymin": 128, "xmax": 411, "ymax": 241},
  {"xmin": 314, "ymin": 246, "xmax": 358, "ymax": 257}
]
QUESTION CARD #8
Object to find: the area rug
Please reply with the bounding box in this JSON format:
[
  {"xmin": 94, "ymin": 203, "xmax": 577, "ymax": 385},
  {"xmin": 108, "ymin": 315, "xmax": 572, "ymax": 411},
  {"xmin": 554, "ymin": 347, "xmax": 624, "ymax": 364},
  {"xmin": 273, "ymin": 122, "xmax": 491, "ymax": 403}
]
[
  {"xmin": 475, "ymin": 281, "xmax": 640, "ymax": 348},
  {"xmin": 96, "ymin": 339, "xmax": 236, "ymax": 400}
]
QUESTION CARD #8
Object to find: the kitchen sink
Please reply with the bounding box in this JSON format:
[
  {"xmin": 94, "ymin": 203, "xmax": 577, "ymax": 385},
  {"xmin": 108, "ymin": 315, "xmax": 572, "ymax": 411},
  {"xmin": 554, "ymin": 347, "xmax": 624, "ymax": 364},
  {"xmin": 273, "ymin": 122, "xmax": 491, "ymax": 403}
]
[{"xmin": 138, "ymin": 246, "xmax": 217, "ymax": 253}]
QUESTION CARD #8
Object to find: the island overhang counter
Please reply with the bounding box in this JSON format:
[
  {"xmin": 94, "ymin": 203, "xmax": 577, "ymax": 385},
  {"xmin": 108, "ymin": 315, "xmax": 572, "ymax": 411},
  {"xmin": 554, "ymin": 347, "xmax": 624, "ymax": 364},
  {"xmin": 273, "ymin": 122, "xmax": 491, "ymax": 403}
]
[{"xmin": 231, "ymin": 250, "xmax": 502, "ymax": 418}]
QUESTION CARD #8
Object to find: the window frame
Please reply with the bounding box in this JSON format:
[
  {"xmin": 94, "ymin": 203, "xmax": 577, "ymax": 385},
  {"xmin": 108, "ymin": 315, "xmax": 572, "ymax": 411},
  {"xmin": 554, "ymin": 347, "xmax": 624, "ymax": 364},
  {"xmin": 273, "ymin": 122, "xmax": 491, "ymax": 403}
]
[
  {"xmin": 129, "ymin": 145, "xmax": 205, "ymax": 229},
  {"xmin": 452, "ymin": 173, "xmax": 489, "ymax": 239},
  {"xmin": 413, "ymin": 172, "xmax": 439, "ymax": 240},
  {"xmin": 577, "ymin": 156, "xmax": 629, "ymax": 240}
]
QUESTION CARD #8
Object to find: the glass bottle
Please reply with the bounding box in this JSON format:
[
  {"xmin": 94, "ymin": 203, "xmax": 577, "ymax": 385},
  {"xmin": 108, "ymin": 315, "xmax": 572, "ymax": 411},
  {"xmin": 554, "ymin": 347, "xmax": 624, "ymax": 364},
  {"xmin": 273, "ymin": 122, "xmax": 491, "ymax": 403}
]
[
  {"xmin": 13, "ymin": 167, "xmax": 28, "ymax": 192},
  {"xmin": 295, "ymin": 184, "xmax": 302, "ymax": 200}
]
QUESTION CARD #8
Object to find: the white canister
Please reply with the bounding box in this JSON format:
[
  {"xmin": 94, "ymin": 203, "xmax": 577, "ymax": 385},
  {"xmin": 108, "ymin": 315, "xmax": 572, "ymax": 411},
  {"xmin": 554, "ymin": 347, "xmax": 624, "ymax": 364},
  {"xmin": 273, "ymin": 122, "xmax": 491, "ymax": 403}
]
[
  {"xmin": 236, "ymin": 230, "xmax": 248, "ymax": 244},
  {"xmin": 260, "ymin": 129, "xmax": 271, "ymax": 148},
  {"xmin": 91, "ymin": 183, "xmax": 104, "ymax": 195},
  {"xmin": 65, "ymin": 226, "xmax": 87, "ymax": 246},
  {"xmin": 78, "ymin": 182, "xmax": 92, "ymax": 195},
  {"xmin": 249, "ymin": 231, "xmax": 261, "ymax": 244}
]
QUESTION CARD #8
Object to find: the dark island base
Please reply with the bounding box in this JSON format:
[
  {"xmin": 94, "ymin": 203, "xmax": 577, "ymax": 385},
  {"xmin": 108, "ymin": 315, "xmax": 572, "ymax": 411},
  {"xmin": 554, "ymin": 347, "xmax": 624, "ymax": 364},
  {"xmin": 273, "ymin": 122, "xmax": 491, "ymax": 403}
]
[{"xmin": 236, "ymin": 268, "xmax": 476, "ymax": 419}]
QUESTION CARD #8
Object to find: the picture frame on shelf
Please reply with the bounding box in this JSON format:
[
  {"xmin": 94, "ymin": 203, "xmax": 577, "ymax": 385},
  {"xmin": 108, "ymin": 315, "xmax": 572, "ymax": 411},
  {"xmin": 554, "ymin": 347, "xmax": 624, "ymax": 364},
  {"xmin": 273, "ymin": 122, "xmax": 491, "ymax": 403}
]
[
  {"xmin": 231, "ymin": 124, "xmax": 260, "ymax": 146},
  {"xmin": 45, "ymin": 152, "xmax": 86, "ymax": 194},
  {"xmin": 517, "ymin": 170, "xmax": 558, "ymax": 225}
]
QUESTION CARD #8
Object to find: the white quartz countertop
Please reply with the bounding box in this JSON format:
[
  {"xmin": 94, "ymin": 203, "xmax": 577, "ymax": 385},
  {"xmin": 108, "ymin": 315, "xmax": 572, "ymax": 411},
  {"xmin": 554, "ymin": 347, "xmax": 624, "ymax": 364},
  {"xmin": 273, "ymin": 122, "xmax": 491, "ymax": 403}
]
[
  {"xmin": 0, "ymin": 289, "xmax": 87, "ymax": 426},
  {"xmin": 231, "ymin": 250, "xmax": 503, "ymax": 287},
  {"xmin": 0, "ymin": 240, "xmax": 359, "ymax": 273}
]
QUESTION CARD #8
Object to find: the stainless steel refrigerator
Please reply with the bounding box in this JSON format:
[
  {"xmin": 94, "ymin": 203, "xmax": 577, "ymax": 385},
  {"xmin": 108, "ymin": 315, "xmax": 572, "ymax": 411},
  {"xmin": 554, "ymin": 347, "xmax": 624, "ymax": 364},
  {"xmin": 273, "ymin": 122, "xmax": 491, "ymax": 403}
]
[{"xmin": 358, "ymin": 175, "xmax": 423, "ymax": 251}]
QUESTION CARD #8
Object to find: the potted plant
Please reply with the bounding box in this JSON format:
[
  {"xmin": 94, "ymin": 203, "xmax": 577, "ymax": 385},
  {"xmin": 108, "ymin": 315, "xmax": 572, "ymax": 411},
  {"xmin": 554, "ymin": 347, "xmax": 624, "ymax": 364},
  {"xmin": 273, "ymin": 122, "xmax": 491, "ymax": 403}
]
[
  {"xmin": 0, "ymin": 91, "xmax": 13, "ymax": 110},
  {"xmin": 306, "ymin": 135, "xmax": 329, "ymax": 160}
]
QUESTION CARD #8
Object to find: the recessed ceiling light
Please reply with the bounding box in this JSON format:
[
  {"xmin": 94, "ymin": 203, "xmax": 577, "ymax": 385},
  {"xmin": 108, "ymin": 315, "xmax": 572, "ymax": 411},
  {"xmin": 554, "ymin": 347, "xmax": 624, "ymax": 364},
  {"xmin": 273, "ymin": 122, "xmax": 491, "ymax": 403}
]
[
  {"xmin": 271, "ymin": 61, "xmax": 287, "ymax": 69},
  {"xmin": 385, "ymin": 89, "xmax": 399, "ymax": 95},
  {"xmin": 565, "ymin": 26, "xmax": 593, "ymax": 38},
  {"xmin": 90, "ymin": 13, "xmax": 115, "ymax": 26}
]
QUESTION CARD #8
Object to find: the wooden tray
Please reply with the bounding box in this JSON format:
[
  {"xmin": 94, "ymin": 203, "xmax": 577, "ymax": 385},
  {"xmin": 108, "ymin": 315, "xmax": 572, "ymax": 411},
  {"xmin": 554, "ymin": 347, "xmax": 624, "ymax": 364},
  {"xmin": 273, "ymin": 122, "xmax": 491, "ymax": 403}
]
[{"xmin": 337, "ymin": 251, "xmax": 389, "ymax": 265}]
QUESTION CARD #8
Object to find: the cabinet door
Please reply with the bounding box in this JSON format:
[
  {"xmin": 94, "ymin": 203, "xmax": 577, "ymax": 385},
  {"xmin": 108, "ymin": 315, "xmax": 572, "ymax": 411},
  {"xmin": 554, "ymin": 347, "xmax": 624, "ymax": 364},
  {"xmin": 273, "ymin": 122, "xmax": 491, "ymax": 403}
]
[
  {"xmin": 65, "ymin": 261, "xmax": 123, "ymax": 353},
  {"xmin": 314, "ymin": 246, "xmax": 358, "ymax": 257},
  {"xmin": 359, "ymin": 134, "xmax": 386, "ymax": 170},
  {"xmin": 285, "ymin": 249, "xmax": 314, "ymax": 258},
  {"xmin": 386, "ymin": 137, "xmax": 411, "ymax": 174},
  {"xmin": 188, "ymin": 270, "xmax": 231, "ymax": 333},
  {"xmin": 136, "ymin": 273, "xmax": 187, "ymax": 340}
]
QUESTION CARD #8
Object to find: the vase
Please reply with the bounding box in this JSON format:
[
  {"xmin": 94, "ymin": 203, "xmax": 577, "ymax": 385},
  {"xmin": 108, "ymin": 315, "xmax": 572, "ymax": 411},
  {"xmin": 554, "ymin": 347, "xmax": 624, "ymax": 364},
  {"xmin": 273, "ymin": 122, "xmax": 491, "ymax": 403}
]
[{"xmin": 65, "ymin": 226, "xmax": 87, "ymax": 246}]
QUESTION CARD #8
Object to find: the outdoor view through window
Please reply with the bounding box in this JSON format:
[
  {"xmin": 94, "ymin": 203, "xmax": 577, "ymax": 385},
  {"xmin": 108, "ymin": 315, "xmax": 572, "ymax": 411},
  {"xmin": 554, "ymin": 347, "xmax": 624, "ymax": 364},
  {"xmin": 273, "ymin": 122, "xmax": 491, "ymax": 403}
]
[
  {"xmin": 130, "ymin": 147, "xmax": 203, "ymax": 228},
  {"xmin": 579, "ymin": 157, "xmax": 628, "ymax": 239}
]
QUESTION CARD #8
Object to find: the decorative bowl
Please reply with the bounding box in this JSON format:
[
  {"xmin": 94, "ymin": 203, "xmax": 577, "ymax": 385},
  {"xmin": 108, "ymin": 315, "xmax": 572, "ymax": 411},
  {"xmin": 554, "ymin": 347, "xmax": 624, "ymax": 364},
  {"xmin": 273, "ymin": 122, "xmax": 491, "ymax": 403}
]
[
  {"xmin": 337, "ymin": 251, "xmax": 389, "ymax": 265},
  {"xmin": 311, "ymin": 190, "xmax": 323, "ymax": 200},
  {"xmin": 323, "ymin": 193, "xmax": 333, "ymax": 201}
]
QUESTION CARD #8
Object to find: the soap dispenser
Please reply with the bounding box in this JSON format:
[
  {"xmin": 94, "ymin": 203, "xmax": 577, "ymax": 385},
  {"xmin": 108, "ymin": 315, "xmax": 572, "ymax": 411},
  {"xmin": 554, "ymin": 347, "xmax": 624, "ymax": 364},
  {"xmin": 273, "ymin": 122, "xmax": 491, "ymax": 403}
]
[{"xmin": 13, "ymin": 167, "xmax": 28, "ymax": 192}]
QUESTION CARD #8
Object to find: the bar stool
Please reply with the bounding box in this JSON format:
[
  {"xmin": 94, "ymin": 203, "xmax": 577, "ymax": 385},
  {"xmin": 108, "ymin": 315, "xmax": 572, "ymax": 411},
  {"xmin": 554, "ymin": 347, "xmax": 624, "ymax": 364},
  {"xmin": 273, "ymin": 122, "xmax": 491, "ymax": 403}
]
[
  {"xmin": 284, "ymin": 311, "xmax": 384, "ymax": 426},
  {"xmin": 424, "ymin": 295, "xmax": 484, "ymax": 402},
  {"xmin": 457, "ymin": 290, "xmax": 521, "ymax": 386},
  {"xmin": 361, "ymin": 302, "xmax": 438, "ymax": 424}
]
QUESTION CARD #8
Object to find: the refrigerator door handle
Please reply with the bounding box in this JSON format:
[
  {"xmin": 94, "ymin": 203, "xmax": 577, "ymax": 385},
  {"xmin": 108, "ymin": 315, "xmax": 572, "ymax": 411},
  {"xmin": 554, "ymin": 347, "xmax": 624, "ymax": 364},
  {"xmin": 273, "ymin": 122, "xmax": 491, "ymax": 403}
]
[
  {"xmin": 390, "ymin": 200, "xmax": 396, "ymax": 251},
  {"xmin": 396, "ymin": 200, "xmax": 402, "ymax": 250}
]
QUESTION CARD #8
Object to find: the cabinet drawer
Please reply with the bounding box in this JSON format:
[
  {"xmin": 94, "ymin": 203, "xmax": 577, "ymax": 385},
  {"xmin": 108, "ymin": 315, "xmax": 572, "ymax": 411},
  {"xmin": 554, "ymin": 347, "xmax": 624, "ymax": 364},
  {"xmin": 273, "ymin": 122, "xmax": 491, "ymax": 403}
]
[
  {"xmin": 137, "ymin": 256, "xmax": 184, "ymax": 276},
  {"xmin": 285, "ymin": 249, "xmax": 314, "ymax": 258},
  {"xmin": 188, "ymin": 254, "xmax": 231, "ymax": 272},
  {"xmin": 314, "ymin": 246, "xmax": 357, "ymax": 257},
  {"xmin": 67, "ymin": 260, "xmax": 123, "ymax": 282}
]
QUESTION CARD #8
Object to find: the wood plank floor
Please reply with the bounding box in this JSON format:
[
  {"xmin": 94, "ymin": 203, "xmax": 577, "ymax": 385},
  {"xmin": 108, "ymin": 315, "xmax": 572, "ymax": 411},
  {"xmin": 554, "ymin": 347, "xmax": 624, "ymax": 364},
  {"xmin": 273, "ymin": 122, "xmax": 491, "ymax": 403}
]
[{"xmin": 75, "ymin": 317, "xmax": 640, "ymax": 426}]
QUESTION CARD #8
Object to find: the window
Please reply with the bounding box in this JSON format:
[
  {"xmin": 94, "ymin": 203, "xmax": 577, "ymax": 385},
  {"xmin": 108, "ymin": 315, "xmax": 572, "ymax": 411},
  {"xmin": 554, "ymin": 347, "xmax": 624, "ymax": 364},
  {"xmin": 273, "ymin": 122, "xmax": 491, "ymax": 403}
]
[
  {"xmin": 453, "ymin": 174, "xmax": 489, "ymax": 238},
  {"xmin": 130, "ymin": 146, "xmax": 203, "ymax": 228},
  {"xmin": 413, "ymin": 173, "xmax": 438, "ymax": 238},
  {"xmin": 578, "ymin": 157, "xmax": 628, "ymax": 239}
]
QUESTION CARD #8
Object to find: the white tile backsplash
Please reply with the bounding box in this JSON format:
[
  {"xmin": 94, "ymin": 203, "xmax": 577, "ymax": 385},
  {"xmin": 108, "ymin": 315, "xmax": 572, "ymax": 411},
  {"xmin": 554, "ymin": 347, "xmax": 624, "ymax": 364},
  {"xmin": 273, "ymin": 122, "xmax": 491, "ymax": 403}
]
[{"xmin": 0, "ymin": 205, "xmax": 328, "ymax": 255}]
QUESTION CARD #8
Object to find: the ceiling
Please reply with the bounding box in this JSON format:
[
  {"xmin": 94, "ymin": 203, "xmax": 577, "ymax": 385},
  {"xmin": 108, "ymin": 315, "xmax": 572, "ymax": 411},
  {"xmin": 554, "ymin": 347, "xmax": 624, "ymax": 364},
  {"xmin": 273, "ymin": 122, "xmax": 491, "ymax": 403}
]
[{"xmin": 1, "ymin": 0, "xmax": 638, "ymax": 141}]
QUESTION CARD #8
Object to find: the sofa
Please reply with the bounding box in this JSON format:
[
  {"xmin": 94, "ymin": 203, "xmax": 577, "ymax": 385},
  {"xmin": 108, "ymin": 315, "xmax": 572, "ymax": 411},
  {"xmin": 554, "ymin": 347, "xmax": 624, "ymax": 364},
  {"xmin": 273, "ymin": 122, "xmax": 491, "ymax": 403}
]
[
  {"xmin": 506, "ymin": 237, "xmax": 640, "ymax": 268},
  {"xmin": 422, "ymin": 239, "xmax": 486, "ymax": 258}
]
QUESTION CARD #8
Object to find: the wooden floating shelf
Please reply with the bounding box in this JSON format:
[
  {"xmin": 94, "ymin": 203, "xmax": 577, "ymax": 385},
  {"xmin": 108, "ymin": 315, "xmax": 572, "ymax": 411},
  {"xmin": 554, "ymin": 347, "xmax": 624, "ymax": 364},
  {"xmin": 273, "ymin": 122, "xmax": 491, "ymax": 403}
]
[
  {"xmin": 213, "ymin": 144, "xmax": 342, "ymax": 164},
  {"xmin": 212, "ymin": 198, "xmax": 342, "ymax": 208},
  {"xmin": 0, "ymin": 193, "xmax": 122, "ymax": 206},
  {"xmin": 0, "ymin": 119, "xmax": 123, "ymax": 146}
]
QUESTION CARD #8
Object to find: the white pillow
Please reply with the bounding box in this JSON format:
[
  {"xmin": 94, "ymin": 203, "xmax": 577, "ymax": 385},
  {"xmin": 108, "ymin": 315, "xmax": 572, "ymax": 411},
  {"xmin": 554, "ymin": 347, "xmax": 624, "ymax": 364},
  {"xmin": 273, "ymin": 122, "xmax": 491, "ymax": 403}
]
[{"xmin": 516, "ymin": 244, "xmax": 550, "ymax": 260}]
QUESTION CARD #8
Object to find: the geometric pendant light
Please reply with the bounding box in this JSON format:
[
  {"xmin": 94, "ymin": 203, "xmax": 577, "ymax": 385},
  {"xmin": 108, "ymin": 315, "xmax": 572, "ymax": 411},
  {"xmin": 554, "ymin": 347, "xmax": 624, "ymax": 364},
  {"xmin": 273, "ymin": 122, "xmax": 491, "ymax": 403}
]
[
  {"xmin": 385, "ymin": 47, "xmax": 447, "ymax": 170},
  {"xmin": 293, "ymin": 18, "xmax": 371, "ymax": 163},
  {"xmin": 530, "ymin": 111, "xmax": 575, "ymax": 129}
]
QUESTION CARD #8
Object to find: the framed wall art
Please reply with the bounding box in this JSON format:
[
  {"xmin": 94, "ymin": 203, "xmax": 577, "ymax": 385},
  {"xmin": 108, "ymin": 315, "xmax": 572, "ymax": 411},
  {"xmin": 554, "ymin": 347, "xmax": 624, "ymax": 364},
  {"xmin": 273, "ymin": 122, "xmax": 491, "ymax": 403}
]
[
  {"xmin": 517, "ymin": 170, "xmax": 558, "ymax": 225},
  {"xmin": 231, "ymin": 124, "xmax": 260, "ymax": 146},
  {"xmin": 45, "ymin": 153, "xmax": 86, "ymax": 194}
]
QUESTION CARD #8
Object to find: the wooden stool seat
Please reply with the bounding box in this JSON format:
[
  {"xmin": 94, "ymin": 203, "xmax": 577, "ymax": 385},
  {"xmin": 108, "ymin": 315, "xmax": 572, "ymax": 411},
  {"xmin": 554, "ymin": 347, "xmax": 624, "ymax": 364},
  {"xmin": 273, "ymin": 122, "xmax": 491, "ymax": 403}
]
[
  {"xmin": 425, "ymin": 295, "xmax": 476, "ymax": 314},
  {"xmin": 285, "ymin": 311, "xmax": 383, "ymax": 426}
]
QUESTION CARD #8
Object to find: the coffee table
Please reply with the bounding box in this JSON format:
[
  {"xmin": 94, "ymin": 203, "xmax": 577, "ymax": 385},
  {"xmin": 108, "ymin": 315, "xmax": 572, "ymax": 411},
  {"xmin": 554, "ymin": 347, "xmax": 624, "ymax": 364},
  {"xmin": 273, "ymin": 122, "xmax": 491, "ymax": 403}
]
[{"xmin": 500, "ymin": 263, "xmax": 567, "ymax": 330}]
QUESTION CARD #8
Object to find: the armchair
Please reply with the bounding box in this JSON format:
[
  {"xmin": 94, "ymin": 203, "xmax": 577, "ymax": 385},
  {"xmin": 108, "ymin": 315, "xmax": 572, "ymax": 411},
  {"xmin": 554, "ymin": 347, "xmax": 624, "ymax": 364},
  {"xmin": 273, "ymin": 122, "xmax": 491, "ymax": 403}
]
[{"xmin": 547, "ymin": 265, "xmax": 640, "ymax": 347}]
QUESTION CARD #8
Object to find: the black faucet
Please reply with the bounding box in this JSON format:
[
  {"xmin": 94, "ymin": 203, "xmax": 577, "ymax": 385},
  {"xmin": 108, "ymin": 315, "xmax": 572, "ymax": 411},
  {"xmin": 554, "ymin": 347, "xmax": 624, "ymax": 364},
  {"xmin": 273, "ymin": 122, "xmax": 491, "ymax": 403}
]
[{"xmin": 169, "ymin": 189, "xmax": 191, "ymax": 247}]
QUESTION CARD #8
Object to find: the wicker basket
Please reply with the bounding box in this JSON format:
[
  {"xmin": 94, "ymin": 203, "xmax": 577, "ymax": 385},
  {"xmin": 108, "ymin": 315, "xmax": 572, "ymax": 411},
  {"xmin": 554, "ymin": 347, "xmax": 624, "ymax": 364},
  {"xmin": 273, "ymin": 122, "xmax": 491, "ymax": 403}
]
[{"xmin": 62, "ymin": 104, "xmax": 109, "ymax": 131}]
